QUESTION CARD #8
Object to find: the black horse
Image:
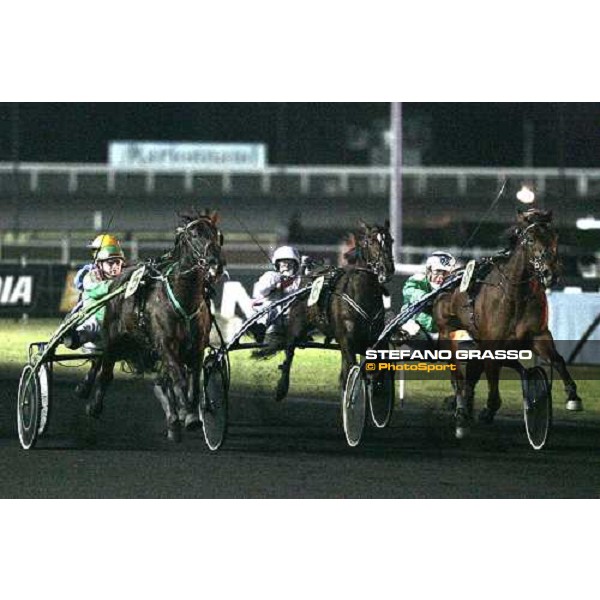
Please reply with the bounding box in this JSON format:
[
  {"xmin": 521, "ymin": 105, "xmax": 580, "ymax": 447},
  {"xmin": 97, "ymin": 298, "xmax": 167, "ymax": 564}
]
[
  {"xmin": 255, "ymin": 220, "xmax": 395, "ymax": 401},
  {"xmin": 433, "ymin": 208, "xmax": 583, "ymax": 438},
  {"xmin": 77, "ymin": 212, "xmax": 226, "ymax": 442}
]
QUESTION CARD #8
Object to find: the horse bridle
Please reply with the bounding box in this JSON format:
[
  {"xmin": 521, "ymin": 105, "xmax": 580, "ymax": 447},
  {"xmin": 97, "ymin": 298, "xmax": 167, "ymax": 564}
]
[
  {"xmin": 492, "ymin": 222, "xmax": 556, "ymax": 290},
  {"xmin": 357, "ymin": 228, "xmax": 393, "ymax": 284},
  {"xmin": 176, "ymin": 218, "xmax": 224, "ymax": 275},
  {"xmin": 153, "ymin": 218, "xmax": 224, "ymax": 327},
  {"xmin": 518, "ymin": 222, "xmax": 557, "ymax": 282}
]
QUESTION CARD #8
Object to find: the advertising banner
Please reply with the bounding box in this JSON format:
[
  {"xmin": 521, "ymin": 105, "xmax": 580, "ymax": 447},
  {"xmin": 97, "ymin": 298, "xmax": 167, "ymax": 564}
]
[
  {"xmin": 108, "ymin": 141, "xmax": 268, "ymax": 170},
  {"xmin": 0, "ymin": 265, "xmax": 69, "ymax": 318},
  {"xmin": 3, "ymin": 263, "xmax": 599, "ymax": 366}
]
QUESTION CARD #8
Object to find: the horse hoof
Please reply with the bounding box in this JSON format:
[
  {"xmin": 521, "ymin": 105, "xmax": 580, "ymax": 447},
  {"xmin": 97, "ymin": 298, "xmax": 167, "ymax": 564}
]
[
  {"xmin": 478, "ymin": 408, "xmax": 496, "ymax": 424},
  {"xmin": 442, "ymin": 396, "xmax": 456, "ymax": 412},
  {"xmin": 275, "ymin": 379, "xmax": 289, "ymax": 402},
  {"xmin": 85, "ymin": 402, "xmax": 102, "ymax": 419},
  {"xmin": 455, "ymin": 409, "xmax": 471, "ymax": 439},
  {"xmin": 184, "ymin": 412, "xmax": 202, "ymax": 431},
  {"xmin": 455, "ymin": 426, "xmax": 469, "ymax": 440},
  {"xmin": 167, "ymin": 425, "xmax": 182, "ymax": 443},
  {"xmin": 75, "ymin": 383, "xmax": 92, "ymax": 400},
  {"xmin": 566, "ymin": 398, "xmax": 584, "ymax": 412}
]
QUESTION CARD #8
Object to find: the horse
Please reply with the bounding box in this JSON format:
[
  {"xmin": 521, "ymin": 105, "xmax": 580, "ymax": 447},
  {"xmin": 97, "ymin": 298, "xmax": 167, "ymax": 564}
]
[
  {"xmin": 254, "ymin": 220, "xmax": 395, "ymax": 401},
  {"xmin": 78, "ymin": 212, "xmax": 226, "ymax": 442},
  {"xmin": 432, "ymin": 208, "xmax": 583, "ymax": 438}
]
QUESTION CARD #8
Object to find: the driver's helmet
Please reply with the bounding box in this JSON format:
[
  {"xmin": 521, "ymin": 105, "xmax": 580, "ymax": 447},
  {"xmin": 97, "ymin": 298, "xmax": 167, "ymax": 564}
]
[
  {"xmin": 88, "ymin": 233, "xmax": 121, "ymax": 255},
  {"xmin": 426, "ymin": 251, "xmax": 456, "ymax": 273},
  {"xmin": 272, "ymin": 246, "xmax": 301, "ymax": 275},
  {"xmin": 95, "ymin": 244, "xmax": 125, "ymax": 263}
]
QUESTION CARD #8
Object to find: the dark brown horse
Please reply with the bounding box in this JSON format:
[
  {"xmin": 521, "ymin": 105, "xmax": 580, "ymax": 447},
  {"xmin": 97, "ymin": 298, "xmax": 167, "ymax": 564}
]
[
  {"xmin": 255, "ymin": 220, "xmax": 395, "ymax": 401},
  {"xmin": 433, "ymin": 208, "xmax": 583, "ymax": 438},
  {"xmin": 81, "ymin": 212, "xmax": 225, "ymax": 442}
]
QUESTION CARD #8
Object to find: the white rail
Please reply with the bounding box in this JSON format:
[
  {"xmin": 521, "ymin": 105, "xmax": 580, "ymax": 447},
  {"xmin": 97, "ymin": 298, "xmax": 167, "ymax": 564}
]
[
  {"xmin": 0, "ymin": 238, "xmax": 594, "ymax": 268},
  {"xmin": 2, "ymin": 162, "xmax": 600, "ymax": 197}
]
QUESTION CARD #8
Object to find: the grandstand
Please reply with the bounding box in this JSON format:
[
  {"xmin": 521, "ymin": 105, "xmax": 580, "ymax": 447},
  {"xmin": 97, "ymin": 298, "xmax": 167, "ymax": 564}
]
[{"xmin": 0, "ymin": 162, "xmax": 599, "ymax": 287}]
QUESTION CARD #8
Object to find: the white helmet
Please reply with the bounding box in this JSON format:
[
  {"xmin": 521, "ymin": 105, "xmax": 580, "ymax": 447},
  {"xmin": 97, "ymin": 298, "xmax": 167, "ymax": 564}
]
[
  {"xmin": 426, "ymin": 251, "xmax": 456, "ymax": 272},
  {"xmin": 272, "ymin": 246, "xmax": 300, "ymax": 267}
]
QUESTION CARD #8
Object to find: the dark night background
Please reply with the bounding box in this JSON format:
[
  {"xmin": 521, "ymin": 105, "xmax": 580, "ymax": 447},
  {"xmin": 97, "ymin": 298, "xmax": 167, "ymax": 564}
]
[{"xmin": 1, "ymin": 102, "xmax": 599, "ymax": 167}]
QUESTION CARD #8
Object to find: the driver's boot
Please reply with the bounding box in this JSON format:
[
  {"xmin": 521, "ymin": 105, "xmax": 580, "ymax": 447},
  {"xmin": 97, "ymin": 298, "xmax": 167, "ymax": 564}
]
[
  {"xmin": 63, "ymin": 325, "xmax": 97, "ymax": 351},
  {"xmin": 62, "ymin": 330, "xmax": 83, "ymax": 350}
]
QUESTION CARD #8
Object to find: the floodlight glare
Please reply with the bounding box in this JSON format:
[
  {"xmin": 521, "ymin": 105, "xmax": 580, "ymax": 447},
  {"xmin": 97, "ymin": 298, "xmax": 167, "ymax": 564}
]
[
  {"xmin": 576, "ymin": 217, "xmax": 600, "ymax": 230},
  {"xmin": 516, "ymin": 185, "xmax": 535, "ymax": 204}
]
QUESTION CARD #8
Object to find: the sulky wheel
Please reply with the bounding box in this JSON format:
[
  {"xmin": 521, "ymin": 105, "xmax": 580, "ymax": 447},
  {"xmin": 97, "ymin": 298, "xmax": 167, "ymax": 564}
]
[
  {"xmin": 368, "ymin": 370, "xmax": 395, "ymax": 429},
  {"xmin": 17, "ymin": 364, "xmax": 42, "ymax": 450},
  {"xmin": 342, "ymin": 365, "xmax": 367, "ymax": 448},
  {"xmin": 37, "ymin": 363, "xmax": 53, "ymax": 436},
  {"xmin": 202, "ymin": 353, "xmax": 229, "ymax": 451},
  {"xmin": 524, "ymin": 366, "xmax": 552, "ymax": 451}
]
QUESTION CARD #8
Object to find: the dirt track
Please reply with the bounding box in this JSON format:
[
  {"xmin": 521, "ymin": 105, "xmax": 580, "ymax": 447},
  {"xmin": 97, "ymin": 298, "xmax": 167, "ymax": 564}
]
[{"xmin": 1, "ymin": 365, "xmax": 600, "ymax": 498}]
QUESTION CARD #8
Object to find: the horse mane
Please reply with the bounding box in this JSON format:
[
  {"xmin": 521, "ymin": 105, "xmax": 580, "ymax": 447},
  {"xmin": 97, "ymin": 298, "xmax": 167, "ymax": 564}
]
[
  {"xmin": 178, "ymin": 209, "xmax": 220, "ymax": 231},
  {"xmin": 341, "ymin": 232, "xmax": 358, "ymax": 264},
  {"xmin": 172, "ymin": 209, "xmax": 221, "ymax": 251},
  {"xmin": 518, "ymin": 208, "xmax": 553, "ymax": 226},
  {"xmin": 504, "ymin": 208, "xmax": 554, "ymax": 249}
]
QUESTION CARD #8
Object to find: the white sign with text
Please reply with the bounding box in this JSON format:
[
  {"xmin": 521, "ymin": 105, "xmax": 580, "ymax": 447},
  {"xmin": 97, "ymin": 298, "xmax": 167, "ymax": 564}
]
[{"xmin": 109, "ymin": 142, "xmax": 268, "ymax": 170}]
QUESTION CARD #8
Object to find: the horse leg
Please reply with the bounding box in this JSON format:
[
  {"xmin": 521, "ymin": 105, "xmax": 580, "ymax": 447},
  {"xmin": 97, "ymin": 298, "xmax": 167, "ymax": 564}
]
[
  {"xmin": 153, "ymin": 376, "xmax": 181, "ymax": 442},
  {"xmin": 463, "ymin": 358, "xmax": 483, "ymax": 417},
  {"xmin": 444, "ymin": 335, "xmax": 470, "ymax": 439},
  {"xmin": 187, "ymin": 357, "xmax": 202, "ymax": 428},
  {"xmin": 275, "ymin": 316, "xmax": 309, "ymax": 402},
  {"xmin": 183, "ymin": 348, "xmax": 202, "ymax": 430},
  {"xmin": 479, "ymin": 360, "xmax": 502, "ymax": 424},
  {"xmin": 276, "ymin": 345, "xmax": 295, "ymax": 402},
  {"xmin": 532, "ymin": 331, "xmax": 583, "ymax": 411},
  {"xmin": 337, "ymin": 339, "xmax": 356, "ymax": 392},
  {"xmin": 75, "ymin": 358, "xmax": 101, "ymax": 400},
  {"xmin": 86, "ymin": 359, "xmax": 115, "ymax": 419},
  {"xmin": 442, "ymin": 377, "xmax": 459, "ymax": 411},
  {"xmin": 165, "ymin": 356, "xmax": 199, "ymax": 431}
]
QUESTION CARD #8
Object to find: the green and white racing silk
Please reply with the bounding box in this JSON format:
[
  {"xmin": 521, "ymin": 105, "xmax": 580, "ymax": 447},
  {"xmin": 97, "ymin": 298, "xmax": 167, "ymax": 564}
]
[
  {"xmin": 401, "ymin": 272, "xmax": 437, "ymax": 334},
  {"xmin": 82, "ymin": 267, "xmax": 113, "ymax": 323}
]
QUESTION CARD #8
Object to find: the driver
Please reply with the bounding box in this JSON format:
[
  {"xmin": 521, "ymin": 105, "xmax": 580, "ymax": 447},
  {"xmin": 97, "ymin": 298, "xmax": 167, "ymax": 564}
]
[
  {"xmin": 400, "ymin": 251, "xmax": 457, "ymax": 338},
  {"xmin": 74, "ymin": 233, "xmax": 122, "ymax": 294},
  {"xmin": 63, "ymin": 242, "xmax": 126, "ymax": 350},
  {"xmin": 251, "ymin": 245, "xmax": 303, "ymax": 343}
]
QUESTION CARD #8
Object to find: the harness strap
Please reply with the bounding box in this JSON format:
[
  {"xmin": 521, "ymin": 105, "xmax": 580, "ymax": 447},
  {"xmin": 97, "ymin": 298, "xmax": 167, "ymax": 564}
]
[
  {"xmin": 338, "ymin": 293, "xmax": 371, "ymax": 321},
  {"xmin": 333, "ymin": 293, "xmax": 383, "ymax": 328},
  {"xmin": 162, "ymin": 264, "xmax": 201, "ymax": 326}
]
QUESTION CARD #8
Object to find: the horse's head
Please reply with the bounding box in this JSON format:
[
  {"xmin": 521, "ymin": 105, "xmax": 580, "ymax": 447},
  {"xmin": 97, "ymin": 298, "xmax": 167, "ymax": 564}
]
[
  {"xmin": 356, "ymin": 220, "xmax": 395, "ymax": 284},
  {"xmin": 512, "ymin": 209, "xmax": 559, "ymax": 287},
  {"xmin": 176, "ymin": 211, "xmax": 226, "ymax": 281}
]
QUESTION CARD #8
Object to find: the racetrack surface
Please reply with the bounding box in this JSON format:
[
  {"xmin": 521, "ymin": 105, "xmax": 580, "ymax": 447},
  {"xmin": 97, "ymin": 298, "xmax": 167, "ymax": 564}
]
[{"xmin": 2, "ymin": 365, "xmax": 600, "ymax": 498}]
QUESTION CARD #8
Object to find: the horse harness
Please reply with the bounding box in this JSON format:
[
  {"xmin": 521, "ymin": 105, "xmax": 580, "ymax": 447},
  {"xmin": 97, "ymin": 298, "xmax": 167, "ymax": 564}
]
[
  {"xmin": 459, "ymin": 242, "xmax": 551, "ymax": 336},
  {"xmin": 309, "ymin": 266, "xmax": 386, "ymax": 337},
  {"xmin": 128, "ymin": 258, "xmax": 215, "ymax": 344},
  {"xmin": 460, "ymin": 258, "xmax": 495, "ymax": 336}
]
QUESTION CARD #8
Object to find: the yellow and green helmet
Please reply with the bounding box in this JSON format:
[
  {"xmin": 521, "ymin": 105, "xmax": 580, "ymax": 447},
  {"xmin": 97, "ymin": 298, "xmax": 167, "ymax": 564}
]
[
  {"xmin": 95, "ymin": 244, "xmax": 125, "ymax": 262},
  {"xmin": 88, "ymin": 233, "xmax": 120, "ymax": 253}
]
